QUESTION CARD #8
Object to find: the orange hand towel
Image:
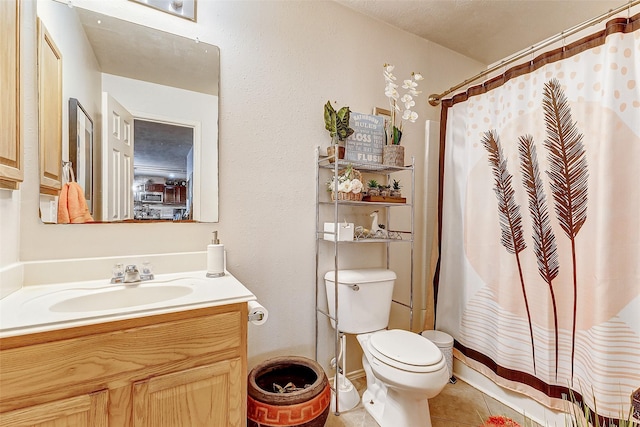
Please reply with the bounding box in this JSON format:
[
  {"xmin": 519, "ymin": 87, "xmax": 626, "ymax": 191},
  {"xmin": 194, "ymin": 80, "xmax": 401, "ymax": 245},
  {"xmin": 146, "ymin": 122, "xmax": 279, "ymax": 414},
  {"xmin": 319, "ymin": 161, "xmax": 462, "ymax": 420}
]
[{"xmin": 57, "ymin": 182, "xmax": 94, "ymax": 224}]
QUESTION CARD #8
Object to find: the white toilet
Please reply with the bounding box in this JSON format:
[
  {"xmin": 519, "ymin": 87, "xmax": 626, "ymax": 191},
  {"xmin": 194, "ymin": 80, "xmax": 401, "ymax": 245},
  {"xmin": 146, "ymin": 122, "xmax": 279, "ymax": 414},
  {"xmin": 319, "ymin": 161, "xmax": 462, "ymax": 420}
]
[{"xmin": 324, "ymin": 269, "xmax": 449, "ymax": 427}]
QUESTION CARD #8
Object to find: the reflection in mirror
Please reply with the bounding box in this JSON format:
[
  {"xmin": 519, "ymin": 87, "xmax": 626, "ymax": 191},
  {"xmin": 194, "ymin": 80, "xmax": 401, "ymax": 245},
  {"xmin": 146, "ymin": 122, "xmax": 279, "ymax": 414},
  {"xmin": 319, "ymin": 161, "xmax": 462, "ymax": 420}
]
[
  {"xmin": 133, "ymin": 120, "xmax": 193, "ymax": 220},
  {"xmin": 68, "ymin": 98, "xmax": 93, "ymax": 215},
  {"xmin": 36, "ymin": 0, "xmax": 219, "ymax": 224}
]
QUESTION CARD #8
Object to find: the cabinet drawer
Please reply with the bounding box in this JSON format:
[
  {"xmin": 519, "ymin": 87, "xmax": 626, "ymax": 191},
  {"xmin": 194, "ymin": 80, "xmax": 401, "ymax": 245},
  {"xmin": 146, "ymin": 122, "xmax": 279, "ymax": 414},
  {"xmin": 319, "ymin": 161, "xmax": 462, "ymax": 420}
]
[
  {"xmin": 0, "ymin": 390, "xmax": 108, "ymax": 427},
  {"xmin": 0, "ymin": 306, "xmax": 243, "ymax": 412}
]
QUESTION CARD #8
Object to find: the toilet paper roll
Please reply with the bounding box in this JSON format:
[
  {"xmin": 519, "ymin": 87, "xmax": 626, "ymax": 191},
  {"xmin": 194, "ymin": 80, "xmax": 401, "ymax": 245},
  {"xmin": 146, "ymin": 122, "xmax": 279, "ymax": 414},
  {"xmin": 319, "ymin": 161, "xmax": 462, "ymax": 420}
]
[{"xmin": 248, "ymin": 301, "xmax": 269, "ymax": 325}]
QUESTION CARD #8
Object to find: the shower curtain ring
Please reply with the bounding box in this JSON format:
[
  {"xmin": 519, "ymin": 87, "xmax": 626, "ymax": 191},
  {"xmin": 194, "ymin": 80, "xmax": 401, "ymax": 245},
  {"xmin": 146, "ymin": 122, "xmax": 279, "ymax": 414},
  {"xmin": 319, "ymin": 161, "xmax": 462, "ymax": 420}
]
[{"xmin": 530, "ymin": 47, "xmax": 535, "ymax": 66}]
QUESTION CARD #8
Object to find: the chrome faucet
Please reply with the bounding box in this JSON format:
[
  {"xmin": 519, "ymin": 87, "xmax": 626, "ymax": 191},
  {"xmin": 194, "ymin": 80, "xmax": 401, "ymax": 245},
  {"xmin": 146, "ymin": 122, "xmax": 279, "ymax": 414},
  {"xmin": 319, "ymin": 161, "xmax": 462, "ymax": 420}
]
[
  {"xmin": 110, "ymin": 262, "xmax": 154, "ymax": 284},
  {"xmin": 124, "ymin": 265, "xmax": 141, "ymax": 283}
]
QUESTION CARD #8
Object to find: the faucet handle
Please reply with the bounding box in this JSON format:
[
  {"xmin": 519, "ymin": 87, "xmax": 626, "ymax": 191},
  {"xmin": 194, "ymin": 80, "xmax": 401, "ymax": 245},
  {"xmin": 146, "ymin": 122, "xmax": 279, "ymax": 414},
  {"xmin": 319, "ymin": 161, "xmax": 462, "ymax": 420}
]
[
  {"xmin": 111, "ymin": 263, "xmax": 125, "ymax": 283},
  {"xmin": 141, "ymin": 261, "xmax": 152, "ymax": 275},
  {"xmin": 140, "ymin": 261, "xmax": 154, "ymax": 281}
]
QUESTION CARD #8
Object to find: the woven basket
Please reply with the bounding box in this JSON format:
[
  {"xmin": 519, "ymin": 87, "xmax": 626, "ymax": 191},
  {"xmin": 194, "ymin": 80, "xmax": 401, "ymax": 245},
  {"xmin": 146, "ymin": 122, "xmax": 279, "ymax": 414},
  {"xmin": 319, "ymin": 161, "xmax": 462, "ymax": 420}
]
[
  {"xmin": 330, "ymin": 168, "xmax": 364, "ymax": 202},
  {"xmin": 331, "ymin": 191, "xmax": 363, "ymax": 201},
  {"xmin": 383, "ymin": 144, "xmax": 405, "ymax": 167}
]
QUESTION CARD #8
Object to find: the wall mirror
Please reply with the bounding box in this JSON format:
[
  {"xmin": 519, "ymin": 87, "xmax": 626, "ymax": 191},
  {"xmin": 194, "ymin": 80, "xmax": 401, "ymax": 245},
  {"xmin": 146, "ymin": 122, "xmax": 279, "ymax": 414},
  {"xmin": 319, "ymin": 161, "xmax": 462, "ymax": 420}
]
[{"xmin": 37, "ymin": 0, "xmax": 219, "ymax": 224}]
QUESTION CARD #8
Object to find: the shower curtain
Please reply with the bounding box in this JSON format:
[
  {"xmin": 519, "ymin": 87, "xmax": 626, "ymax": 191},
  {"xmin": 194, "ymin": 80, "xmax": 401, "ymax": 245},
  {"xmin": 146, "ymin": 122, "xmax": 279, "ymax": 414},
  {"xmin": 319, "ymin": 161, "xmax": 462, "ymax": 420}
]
[{"xmin": 435, "ymin": 13, "xmax": 640, "ymax": 424}]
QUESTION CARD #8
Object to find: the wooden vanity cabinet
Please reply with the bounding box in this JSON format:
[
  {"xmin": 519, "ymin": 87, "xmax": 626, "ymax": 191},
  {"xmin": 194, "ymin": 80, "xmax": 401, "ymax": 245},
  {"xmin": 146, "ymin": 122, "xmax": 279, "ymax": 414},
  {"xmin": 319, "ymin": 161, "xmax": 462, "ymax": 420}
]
[{"xmin": 0, "ymin": 303, "xmax": 248, "ymax": 427}]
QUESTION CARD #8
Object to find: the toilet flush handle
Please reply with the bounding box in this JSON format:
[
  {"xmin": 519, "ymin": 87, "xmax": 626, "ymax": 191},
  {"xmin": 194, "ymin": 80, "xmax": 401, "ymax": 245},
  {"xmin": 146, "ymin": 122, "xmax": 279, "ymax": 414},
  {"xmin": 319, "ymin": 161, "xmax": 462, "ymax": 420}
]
[{"xmin": 348, "ymin": 284, "xmax": 359, "ymax": 291}]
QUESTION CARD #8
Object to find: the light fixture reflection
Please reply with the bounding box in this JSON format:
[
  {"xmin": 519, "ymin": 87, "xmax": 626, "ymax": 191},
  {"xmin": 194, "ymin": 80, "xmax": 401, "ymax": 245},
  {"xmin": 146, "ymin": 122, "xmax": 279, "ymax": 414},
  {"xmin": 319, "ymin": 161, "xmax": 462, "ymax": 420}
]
[{"xmin": 129, "ymin": 0, "xmax": 196, "ymax": 22}]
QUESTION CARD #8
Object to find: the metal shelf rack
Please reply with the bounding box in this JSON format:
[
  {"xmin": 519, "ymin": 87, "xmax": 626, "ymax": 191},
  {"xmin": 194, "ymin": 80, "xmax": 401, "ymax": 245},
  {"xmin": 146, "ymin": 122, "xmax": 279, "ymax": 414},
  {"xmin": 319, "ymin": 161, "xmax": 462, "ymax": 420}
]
[{"xmin": 314, "ymin": 146, "xmax": 415, "ymax": 415}]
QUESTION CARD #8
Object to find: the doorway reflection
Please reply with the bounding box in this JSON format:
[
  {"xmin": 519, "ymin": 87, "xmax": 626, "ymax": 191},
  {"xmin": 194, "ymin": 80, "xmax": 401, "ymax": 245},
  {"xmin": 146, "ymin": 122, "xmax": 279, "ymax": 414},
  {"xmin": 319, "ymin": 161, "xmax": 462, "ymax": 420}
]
[{"xmin": 133, "ymin": 120, "xmax": 194, "ymax": 220}]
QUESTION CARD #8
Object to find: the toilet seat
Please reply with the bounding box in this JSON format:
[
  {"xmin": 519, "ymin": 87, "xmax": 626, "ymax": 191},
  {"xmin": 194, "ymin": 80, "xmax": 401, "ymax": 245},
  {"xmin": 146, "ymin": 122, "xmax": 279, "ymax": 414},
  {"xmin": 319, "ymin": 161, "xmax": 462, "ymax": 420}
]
[{"xmin": 367, "ymin": 329, "xmax": 444, "ymax": 373}]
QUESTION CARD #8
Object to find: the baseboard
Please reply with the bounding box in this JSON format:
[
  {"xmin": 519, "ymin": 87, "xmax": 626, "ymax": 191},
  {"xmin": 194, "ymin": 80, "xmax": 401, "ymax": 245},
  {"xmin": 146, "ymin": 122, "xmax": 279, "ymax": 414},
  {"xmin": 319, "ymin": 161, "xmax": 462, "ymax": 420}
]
[
  {"xmin": 330, "ymin": 368, "xmax": 366, "ymax": 387},
  {"xmin": 347, "ymin": 369, "xmax": 365, "ymax": 382}
]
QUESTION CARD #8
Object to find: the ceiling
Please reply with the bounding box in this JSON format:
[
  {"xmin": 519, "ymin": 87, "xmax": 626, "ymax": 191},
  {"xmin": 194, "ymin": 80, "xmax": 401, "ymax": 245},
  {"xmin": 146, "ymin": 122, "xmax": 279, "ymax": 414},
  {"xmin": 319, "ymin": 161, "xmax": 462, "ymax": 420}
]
[
  {"xmin": 336, "ymin": 0, "xmax": 627, "ymax": 64},
  {"xmin": 75, "ymin": 7, "xmax": 219, "ymax": 95},
  {"xmin": 71, "ymin": 6, "xmax": 215, "ymax": 181},
  {"xmin": 134, "ymin": 120, "xmax": 193, "ymax": 180}
]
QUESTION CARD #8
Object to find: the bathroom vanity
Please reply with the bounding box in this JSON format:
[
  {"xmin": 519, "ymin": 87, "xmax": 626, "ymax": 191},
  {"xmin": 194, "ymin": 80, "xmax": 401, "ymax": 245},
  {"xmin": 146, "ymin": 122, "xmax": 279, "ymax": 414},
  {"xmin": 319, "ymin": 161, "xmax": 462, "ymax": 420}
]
[{"xmin": 0, "ymin": 272, "xmax": 254, "ymax": 427}]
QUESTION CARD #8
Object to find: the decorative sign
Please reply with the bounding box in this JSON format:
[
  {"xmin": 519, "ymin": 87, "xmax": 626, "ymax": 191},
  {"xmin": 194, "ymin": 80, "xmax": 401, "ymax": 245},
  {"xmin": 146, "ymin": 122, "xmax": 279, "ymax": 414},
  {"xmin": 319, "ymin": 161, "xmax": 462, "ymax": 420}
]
[{"xmin": 345, "ymin": 113, "xmax": 385, "ymax": 164}]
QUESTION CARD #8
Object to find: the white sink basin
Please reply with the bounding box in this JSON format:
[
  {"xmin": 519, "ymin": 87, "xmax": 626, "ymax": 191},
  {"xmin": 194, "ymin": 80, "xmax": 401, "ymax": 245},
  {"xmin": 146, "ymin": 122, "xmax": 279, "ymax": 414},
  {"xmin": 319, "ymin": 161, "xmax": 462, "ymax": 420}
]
[
  {"xmin": 1, "ymin": 271, "xmax": 257, "ymax": 338},
  {"xmin": 49, "ymin": 284, "xmax": 193, "ymax": 312}
]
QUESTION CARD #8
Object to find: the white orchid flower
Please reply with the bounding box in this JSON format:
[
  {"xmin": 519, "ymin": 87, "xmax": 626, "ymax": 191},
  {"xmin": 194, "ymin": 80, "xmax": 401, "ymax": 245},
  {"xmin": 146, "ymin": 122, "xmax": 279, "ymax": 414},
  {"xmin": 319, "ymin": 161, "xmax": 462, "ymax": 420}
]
[
  {"xmin": 385, "ymin": 87, "xmax": 399, "ymax": 100},
  {"xmin": 404, "ymin": 111, "xmax": 418, "ymax": 122},
  {"xmin": 401, "ymin": 94, "xmax": 415, "ymax": 109},
  {"xmin": 383, "ymin": 63, "xmax": 422, "ymax": 142},
  {"xmin": 402, "ymin": 79, "xmax": 418, "ymax": 90}
]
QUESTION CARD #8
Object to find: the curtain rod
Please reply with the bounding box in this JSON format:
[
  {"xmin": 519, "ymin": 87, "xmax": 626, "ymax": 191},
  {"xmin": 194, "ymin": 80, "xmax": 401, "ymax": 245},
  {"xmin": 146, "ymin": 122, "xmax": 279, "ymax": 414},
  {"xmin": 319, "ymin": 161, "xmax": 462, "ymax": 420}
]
[{"xmin": 428, "ymin": 0, "xmax": 639, "ymax": 106}]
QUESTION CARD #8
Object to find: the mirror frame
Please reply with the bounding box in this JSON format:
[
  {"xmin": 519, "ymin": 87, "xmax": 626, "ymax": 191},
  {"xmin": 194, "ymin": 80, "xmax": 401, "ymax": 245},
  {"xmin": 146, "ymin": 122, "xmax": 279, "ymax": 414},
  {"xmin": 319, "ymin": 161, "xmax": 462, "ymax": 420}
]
[
  {"xmin": 68, "ymin": 98, "xmax": 94, "ymax": 215},
  {"xmin": 36, "ymin": 0, "xmax": 220, "ymax": 224}
]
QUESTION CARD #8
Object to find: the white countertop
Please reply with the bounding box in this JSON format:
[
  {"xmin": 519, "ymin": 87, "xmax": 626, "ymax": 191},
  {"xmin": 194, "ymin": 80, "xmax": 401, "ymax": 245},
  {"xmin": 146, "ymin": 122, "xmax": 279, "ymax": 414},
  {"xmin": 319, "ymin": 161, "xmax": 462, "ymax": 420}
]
[{"xmin": 0, "ymin": 271, "xmax": 256, "ymax": 338}]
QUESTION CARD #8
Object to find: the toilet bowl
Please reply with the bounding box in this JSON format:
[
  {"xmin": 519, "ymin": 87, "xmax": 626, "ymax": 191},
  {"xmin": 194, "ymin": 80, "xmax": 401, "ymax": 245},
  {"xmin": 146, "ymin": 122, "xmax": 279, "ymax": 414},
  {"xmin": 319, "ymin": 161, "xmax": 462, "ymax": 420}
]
[
  {"xmin": 324, "ymin": 269, "xmax": 449, "ymax": 426},
  {"xmin": 357, "ymin": 330, "xmax": 449, "ymax": 427}
]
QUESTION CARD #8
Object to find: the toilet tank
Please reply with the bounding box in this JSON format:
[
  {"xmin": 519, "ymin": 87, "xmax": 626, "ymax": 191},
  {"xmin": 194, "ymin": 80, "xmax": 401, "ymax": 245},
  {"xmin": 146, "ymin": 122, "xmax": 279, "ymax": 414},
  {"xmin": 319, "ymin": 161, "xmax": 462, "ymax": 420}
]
[{"xmin": 324, "ymin": 269, "xmax": 396, "ymax": 334}]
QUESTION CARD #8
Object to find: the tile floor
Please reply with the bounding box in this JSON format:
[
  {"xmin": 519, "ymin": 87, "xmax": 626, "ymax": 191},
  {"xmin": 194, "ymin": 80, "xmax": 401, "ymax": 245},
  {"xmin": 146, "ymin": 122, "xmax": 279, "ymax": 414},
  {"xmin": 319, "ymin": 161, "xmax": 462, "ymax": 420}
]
[{"xmin": 325, "ymin": 376, "xmax": 543, "ymax": 427}]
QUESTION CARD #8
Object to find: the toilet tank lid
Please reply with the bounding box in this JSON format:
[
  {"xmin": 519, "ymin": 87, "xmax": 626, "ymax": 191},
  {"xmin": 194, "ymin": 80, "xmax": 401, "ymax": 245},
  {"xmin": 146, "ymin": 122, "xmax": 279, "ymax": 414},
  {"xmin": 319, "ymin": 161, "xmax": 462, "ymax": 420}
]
[{"xmin": 324, "ymin": 269, "xmax": 397, "ymax": 284}]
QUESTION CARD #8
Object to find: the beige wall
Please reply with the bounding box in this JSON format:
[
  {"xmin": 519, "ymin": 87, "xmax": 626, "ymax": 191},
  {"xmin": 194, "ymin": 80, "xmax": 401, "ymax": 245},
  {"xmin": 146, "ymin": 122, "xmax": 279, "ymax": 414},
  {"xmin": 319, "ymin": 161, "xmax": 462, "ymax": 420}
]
[{"xmin": 2, "ymin": 0, "xmax": 484, "ymax": 369}]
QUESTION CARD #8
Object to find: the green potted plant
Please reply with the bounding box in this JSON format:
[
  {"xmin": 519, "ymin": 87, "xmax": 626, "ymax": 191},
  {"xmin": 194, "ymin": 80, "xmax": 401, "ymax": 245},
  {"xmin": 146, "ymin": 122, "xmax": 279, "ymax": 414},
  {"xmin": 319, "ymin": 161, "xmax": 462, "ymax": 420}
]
[
  {"xmin": 391, "ymin": 179, "xmax": 402, "ymax": 197},
  {"xmin": 324, "ymin": 101, "xmax": 354, "ymax": 162},
  {"xmin": 367, "ymin": 179, "xmax": 380, "ymax": 196}
]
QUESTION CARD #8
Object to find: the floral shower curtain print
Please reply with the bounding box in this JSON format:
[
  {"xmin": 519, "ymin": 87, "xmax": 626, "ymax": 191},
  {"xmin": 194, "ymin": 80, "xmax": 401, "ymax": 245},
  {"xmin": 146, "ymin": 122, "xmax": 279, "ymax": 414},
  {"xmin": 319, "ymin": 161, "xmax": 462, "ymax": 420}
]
[{"xmin": 435, "ymin": 13, "xmax": 640, "ymax": 423}]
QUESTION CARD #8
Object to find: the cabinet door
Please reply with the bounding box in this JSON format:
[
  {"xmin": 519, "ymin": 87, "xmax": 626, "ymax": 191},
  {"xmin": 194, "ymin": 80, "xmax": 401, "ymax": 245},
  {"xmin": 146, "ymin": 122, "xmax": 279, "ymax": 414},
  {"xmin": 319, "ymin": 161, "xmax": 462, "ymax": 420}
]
[
  {"xmin": 0, "ymin": 0, "xmax": 23, "ymax": 189},
  {"xmin": 163, "ymin": 186, "xmax": 176, "ymax": 204},
  {"xmin": 132, "ymin": 358, "xmax": 243, "ymax": 427},
  {"xmin": 37, "ymin": 19, "xmax": 63, "ymax": 196},
  {"xmin": 0, "ymin": 390, "xmax": 108, "ymax": 427},
  {"xmin": 145, "ymin": 183, "xmax": 164, "ymax": 193}
]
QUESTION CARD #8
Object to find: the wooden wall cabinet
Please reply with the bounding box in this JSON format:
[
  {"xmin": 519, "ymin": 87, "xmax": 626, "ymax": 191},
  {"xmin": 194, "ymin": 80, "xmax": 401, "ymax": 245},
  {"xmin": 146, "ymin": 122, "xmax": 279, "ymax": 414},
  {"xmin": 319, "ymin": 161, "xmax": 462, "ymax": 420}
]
[
  {"xmin": 37, "ymin": 19, "xmax": 63, "ymax": 196},
  {"xmin": 0, "ymin": 0, "xmax": 23, "ymax": 190},
  {"xmin": 164, "ymin": 185, "xmax": 187, "ymax": 205},
  {"xmin": 0, "ymin": 303, "xmax": 248, "ymax": 427},
  {"xmin": 145, "ymin": 183, "xmax": 164, "ymax": 193}
]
